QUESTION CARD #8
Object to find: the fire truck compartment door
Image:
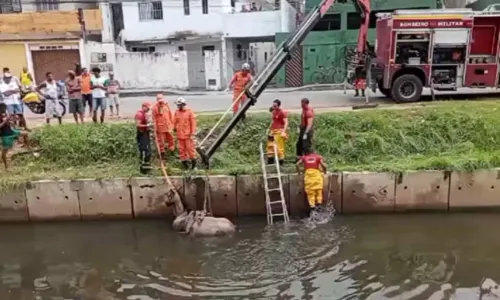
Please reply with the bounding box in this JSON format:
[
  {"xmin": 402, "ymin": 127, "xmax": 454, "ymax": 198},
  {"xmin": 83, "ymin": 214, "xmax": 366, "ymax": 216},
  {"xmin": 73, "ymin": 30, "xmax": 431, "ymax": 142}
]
[{"xmin": 433, "ymin": 29, "xmax": 469, "ymax": 45}]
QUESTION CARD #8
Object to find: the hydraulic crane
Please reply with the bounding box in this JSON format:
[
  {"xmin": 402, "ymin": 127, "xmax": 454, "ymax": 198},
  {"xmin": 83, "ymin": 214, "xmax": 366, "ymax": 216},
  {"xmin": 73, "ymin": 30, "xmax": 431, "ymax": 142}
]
[{"xmin": 196, "ymin": 0, "xmax": 371, "ymax": 168}]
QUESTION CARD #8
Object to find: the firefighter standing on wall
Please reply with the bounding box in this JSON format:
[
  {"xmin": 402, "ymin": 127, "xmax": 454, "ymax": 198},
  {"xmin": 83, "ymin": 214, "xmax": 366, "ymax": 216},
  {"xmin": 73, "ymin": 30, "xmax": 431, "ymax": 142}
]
[
  {"xmin": 174, "ymin": 97, "xmax": 197, "ymax": 170},
  {"xmin": 226, "ymin": 63, "xmax": 253, "ymax": 119},
  {"xmin": 152, "ymin": 93, "xmax": 174, "ymax": 159},
  {"xmin": 135, "ymin": 102, "xmax": 153, "ymax": 173}
]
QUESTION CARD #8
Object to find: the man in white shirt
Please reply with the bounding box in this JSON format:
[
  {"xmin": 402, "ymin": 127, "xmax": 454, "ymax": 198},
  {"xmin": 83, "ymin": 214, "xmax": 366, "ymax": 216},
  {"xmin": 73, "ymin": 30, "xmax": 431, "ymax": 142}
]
[
  {"xmin": 0, "ymin": 67, "xmax": 27, "ymax": 129},
  {"xmin": 36, "ymin": 72, "xmax": 63, "ymax": 125},
  {"xmin": 91, "ymin": 67, "xmax": 109, "ymax": 124}
]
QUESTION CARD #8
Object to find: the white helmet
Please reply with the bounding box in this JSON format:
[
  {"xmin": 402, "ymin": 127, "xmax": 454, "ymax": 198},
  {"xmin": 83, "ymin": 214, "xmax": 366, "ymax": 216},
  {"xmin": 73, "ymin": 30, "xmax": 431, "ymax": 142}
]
[
  {"xmin": 176, "ymin": 97, "xmax": 186, "ymax": 105},
  {"xmin": 242, "ymin": 63, "xmax": 250, "ymax": 70}
]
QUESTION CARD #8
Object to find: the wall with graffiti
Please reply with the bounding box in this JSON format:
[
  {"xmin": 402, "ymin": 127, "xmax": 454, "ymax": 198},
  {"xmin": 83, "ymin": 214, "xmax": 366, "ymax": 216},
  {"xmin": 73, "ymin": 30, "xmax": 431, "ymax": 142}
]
[{"xmin": 274, "ymin": 0, "xmax": 438, "ymax": 87}]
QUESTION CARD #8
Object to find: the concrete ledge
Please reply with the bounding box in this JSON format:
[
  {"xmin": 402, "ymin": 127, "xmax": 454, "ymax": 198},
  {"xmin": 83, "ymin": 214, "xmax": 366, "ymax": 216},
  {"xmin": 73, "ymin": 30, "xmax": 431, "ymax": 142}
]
[
  {"xmin": 77, "ymin": 179, "xmax": 132, "ymax": 220},
  {"xmin": 395, "ymin": 171, "xmax": 450, "ymax": 212},
  {"xmin": 237, "ymin": 175, "xmax": 266, "ymax": 216},
  {"xmin": 25, "ymin": 180, "xmax": 80, "ymax": 221},
  {"xmin": 0, "ymin": 185, "xmax": 28, "ymax": 222},
  {"xmin": 343, "ymin": 172, "xmax": 396, "ymax": 213},
  {"xmin": 130, "ymin": 177, "xmax": 184, "ymax": 218},
  {"xmin": 7, "ymin": 169, "xmax": 500, "ymax": 222},
  {"xmin": 449, "ymin": 170, "xmax": 500, "ymax": 209}
]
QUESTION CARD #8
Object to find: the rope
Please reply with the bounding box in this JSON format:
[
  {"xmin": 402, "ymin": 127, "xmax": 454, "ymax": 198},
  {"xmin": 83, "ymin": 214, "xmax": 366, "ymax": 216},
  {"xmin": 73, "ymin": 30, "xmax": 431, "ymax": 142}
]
[
  {"xmin": 151, "ymin": 114, "xmax": 182, "ymax": 217},
  {"xmin": 203, "ymin": 174, "xmax": 213, "ymax": 216},
  {"xmin": 198, "ymin": 88, "xmax": 247, "ymax": 147}
]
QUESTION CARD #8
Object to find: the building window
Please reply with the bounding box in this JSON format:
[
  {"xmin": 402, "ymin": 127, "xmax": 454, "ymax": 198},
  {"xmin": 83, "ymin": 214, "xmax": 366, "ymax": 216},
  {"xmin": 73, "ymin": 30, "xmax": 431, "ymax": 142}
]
[
  {"xmin": 202, "ymin": 0, "xmax": 208, "ymax": 14},
  {"xmin": 347, "ymin": 12, "xmax": 361, "ymax": 30},
  {"xmin": 131, "ymin": 46, "xmax": 156, "ymax": 53},
  {"xmin": 0, "ymin": 0, "xmax": 21, "ymax": 13},
  {"xmin": 202, "ymin": 45, "xmax": 215, "ymax": 56},
  {"xmin": 312, "ymin": 13, "xmax": 341, "ymax": 31},
  {"xmin": 183, "ymin": 0, "xmax": 190, "ymax": 15},
  {"xmin": 138, "ymin": 1, "xmax": 163, "ymax": 21},
  {"xmin": 35, "ymin": 0, "xmax": 58, "ymax": 11}
]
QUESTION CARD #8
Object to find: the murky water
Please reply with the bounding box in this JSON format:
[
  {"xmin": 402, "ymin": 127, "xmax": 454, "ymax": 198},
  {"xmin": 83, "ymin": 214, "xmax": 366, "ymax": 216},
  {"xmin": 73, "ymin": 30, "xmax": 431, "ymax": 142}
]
[{"xmin": 1, "ymin": 214, "xmax": 500, "ymax": 299}]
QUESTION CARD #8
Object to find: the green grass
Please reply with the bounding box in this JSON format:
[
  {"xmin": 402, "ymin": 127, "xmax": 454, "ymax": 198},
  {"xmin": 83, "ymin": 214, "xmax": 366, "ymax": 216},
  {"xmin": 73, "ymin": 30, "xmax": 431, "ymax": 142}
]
[{"xmin": 3, "ymin": 101, "xmax": 500, "ymax": 189}]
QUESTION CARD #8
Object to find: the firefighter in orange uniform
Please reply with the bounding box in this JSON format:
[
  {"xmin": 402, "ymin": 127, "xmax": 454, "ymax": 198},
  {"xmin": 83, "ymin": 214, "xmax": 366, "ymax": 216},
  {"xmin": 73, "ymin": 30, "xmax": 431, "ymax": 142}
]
[
  {"xmin": 152, "ymin": 93, "xmax": 174, "ymax": 159},
  {"xmin": 173, "ymin": 97, "xmax": 197, "ymax": 170},
  {"xmin": 226, "ymin": 63, "xmax": 253, "ymax": 118}
]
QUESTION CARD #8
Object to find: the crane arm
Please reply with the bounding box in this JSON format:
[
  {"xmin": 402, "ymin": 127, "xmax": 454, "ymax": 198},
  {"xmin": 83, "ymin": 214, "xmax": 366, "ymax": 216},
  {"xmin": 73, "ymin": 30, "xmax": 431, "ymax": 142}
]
[{"xmin": 196, "ymin": 0, "xmax": 372, "ymax": 167}]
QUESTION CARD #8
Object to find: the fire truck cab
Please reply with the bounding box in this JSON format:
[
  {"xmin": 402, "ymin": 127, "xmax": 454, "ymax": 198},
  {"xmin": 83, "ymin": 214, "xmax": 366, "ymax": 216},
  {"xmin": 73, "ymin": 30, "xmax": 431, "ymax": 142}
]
[{"xmin": 374, "ymin": 8, "xmax": 500, "ymax": 103}]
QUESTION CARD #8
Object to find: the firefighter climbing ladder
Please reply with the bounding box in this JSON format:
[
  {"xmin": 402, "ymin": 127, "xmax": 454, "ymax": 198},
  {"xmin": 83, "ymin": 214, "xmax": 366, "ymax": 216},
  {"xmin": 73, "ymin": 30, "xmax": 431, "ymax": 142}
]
[{"xmin": 259, "ymin": 142, "xmax": 290, "ymax": 225}]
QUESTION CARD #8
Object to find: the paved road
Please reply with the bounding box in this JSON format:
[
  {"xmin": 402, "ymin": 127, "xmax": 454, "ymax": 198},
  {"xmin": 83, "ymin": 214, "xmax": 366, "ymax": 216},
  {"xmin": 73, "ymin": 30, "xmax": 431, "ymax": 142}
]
[{"xmin": 23, "ymin": 87, "xmax": 500, "ymax": 120}]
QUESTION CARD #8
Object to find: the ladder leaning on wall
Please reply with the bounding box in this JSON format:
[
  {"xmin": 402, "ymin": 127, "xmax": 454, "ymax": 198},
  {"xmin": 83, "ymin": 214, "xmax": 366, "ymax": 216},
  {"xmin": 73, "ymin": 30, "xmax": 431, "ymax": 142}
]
[{"xmin": 259, "ymin": 142, "xmax": 290, "ymax": 225}]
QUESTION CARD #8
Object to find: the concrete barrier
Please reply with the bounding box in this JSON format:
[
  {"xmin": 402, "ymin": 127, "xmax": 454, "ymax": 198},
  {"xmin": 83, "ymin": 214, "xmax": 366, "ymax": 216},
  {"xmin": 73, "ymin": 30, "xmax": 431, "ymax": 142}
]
[
  {"xmin": 328, "ymin": 173, "xmax": 342, "ymax": 213},
  {"xmin": 184, "ymin": 176, "xmax": 205, "ymax": 211},
  {"xmin": 237, "ymin": 175, "xmax": 266, "ymax": 216},
  {"xmin": 449, "ymin": 170, "xmax": 500, "ymax": 209},
  {"xmin": 130, "ymin": 177, "xmax": 184, "ymax": 218},
  {"xmin": 395, "ymin": 171, "xmax": 450, "ymax": 212},
  {"xmin": 77, "ymin": 179, "xmax": 132, "ymax": 220},
  {"xmin": 343, "ymin": 172, "xmax": 396, "ymax": 213},
  {"xmin": 207, "ymin": 175, "xmax": 237, "ymax": 217},
  {"xmin": 0, "ymin": 186, "xmax": 28, "ymax": 221},
  {"xmin": 12, "ymin": 168, "xmax": 500, "ymax": 223},
  {"xmin": 25, "ymin": 180, "xmax": 80, "ymax": 221}
]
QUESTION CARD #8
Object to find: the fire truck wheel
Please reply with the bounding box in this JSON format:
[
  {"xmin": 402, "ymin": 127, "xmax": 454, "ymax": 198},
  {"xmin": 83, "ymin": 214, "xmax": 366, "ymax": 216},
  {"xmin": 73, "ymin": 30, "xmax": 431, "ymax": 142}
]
[{"xmin": 391, "ymin": 74, "xmax": 423, "ymax": 103}]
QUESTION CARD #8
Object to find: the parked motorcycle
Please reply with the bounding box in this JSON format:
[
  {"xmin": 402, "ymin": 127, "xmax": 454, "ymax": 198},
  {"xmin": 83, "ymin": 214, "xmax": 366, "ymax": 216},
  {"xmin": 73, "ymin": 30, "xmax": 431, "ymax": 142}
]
[{"xmin": 21, "ymin": 80, "xmax": 66, "ymax": 117}]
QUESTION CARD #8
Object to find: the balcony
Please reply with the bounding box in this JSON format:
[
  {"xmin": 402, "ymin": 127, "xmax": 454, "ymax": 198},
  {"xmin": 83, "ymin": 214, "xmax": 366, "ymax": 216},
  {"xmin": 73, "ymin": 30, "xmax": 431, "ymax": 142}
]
[
  {"xmin": 223, "ymin": 10, "xmax": 282, "ymax": 38},
  {"xmin": 0, "ymin": 8, "xmax": 102, "ymax": 34},
  {"xmin": 118, "ymin": 0, "xmax": 296, "ymax": 42}
]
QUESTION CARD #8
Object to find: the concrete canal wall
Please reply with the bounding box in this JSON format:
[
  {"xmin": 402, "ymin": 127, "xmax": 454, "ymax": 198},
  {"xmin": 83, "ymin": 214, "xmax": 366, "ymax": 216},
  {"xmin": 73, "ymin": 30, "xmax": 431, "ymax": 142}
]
[{"xmin": 1, "ymin": 169, "xmax": 500, "ymax": 221}]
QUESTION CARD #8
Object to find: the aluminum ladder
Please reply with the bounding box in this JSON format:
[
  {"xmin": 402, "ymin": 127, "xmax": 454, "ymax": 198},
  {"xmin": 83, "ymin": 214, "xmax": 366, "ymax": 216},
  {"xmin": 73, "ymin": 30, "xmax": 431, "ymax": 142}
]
[{"xmin": 259, "ymin": 142, "xmax": 290, "ymax": 225}]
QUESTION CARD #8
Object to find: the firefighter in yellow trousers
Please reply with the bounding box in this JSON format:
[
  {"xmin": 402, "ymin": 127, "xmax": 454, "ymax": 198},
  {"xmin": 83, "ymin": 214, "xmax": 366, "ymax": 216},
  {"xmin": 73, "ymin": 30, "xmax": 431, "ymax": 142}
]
[
  {"xmin": 267, "ymin": 99, "xmax": 288, "ymax": 165},
  {"xmin": 296, "ymin": 147, "xmax": 327, "ymax": 211}
]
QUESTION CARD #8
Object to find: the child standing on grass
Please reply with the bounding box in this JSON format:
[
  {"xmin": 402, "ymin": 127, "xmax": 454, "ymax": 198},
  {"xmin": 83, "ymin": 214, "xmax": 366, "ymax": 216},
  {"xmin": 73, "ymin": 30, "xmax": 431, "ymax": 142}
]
[{"xmin": 0, "ymin": 103, "xmax": 30, "ymax": 169}]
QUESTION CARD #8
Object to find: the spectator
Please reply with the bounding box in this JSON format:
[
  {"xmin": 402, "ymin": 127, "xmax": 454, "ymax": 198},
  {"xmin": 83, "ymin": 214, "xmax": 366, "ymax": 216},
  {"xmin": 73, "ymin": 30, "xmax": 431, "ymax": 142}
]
[
  {"xmin": 241, "ymin": 5, "xmax": 248, "ymax": 12},
  {"xmin": 0, "ymin": 68, "xmax": 26, "ymax": 130},
  {"xmin": 250, "ymin": 2, "xmax": 259, "ymax": 11},
  {"xmin": 107, "ymin": 72, "xmax": 121, "ymax": 117},
  {"xmin": 66, "ymin": 70, "xmax": 84, "ymax": 124},
  {"xmin": 0, "ymin": 103, "xmax": 30, "ymax": 170},
  {"xmin": 19, "ymin": 66, "xmax": 34, "ymax": 87},
  {"xmin": 36, "ymin": 72, "xmax": 63, "ymax": 125},
  {"xmin": 80, "ymin": 68, "xmax": 93, "ymax": 117},
  {"xmin": 90, "ymin": 67, "xmax": 108, "ymax": 124}
]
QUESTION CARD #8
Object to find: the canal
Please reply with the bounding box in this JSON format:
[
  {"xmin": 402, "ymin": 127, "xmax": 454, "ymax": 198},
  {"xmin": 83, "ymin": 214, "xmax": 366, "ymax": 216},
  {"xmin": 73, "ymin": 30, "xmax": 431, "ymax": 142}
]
[{"xmin": 0, "ymin": 214, "xmax": 499, "ymax": 299}]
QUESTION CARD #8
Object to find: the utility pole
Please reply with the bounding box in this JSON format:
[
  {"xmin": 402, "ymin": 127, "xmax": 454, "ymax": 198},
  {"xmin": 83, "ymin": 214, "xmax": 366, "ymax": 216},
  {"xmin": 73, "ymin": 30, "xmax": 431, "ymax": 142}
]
[{"xmin": 78, "ymin": 8, "xmax": 87, "ymax": 43}]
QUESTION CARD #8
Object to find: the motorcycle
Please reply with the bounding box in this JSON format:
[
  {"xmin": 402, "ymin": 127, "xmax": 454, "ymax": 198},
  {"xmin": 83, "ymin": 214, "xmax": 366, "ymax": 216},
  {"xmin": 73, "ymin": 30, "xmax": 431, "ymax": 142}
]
[{"xmin": 21, "ymin": 80, "xmax": 67, "ymax": 117}]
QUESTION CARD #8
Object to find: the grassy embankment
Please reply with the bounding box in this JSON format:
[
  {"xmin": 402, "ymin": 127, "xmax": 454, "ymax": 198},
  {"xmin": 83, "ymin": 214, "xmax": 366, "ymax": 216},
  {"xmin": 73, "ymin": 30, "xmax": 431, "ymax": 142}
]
[{"xmin": 3, "ymin": 101, "xmax": 500, "ymax": 189}]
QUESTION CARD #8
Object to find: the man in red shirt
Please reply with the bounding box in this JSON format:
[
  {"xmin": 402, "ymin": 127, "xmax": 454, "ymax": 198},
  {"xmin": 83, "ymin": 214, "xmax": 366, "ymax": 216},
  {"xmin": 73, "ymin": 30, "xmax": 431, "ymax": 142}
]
[
  {"xmin": 267, "ymin": 99, "xmax": 288, "ymax": 165},
  {"xmin": 296, "ymin": 147, "xmax": 327, "ymax": 211},
  {"xmin": 296, "ymin": 98, "xmax": 314, "ymax": 161},
  {"xmin": 135, "ymin": 102, "xmax": 152, "ymax": 173}
]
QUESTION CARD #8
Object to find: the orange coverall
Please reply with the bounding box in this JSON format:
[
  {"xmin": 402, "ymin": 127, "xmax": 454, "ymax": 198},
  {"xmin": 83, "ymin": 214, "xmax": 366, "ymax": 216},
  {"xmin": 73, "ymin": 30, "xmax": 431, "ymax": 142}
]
[
  {"xmin": 174, "ymin": 107, "xmax": 197, "ymax": 161},
  {"xmin": 152, "ymin": 100, "xmax": 174, "ymax": 153},
  {"xmin": 230, "ymin": 71, "xmax": 252, "ymax": 114}
]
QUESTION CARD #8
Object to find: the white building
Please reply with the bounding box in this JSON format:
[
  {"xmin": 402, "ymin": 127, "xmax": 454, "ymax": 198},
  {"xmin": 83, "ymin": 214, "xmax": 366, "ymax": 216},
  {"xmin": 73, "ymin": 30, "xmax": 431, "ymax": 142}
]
[{"xmin": 95, "ymin": 0, "xmax": 298, "ymax": 90}]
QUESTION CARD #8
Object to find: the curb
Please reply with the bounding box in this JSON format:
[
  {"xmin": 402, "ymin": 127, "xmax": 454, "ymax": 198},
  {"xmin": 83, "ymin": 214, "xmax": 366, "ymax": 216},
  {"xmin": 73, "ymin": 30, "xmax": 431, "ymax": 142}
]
[{"xmin": 120, "ymin": 84, "xmax": 348, "ymax": 98}]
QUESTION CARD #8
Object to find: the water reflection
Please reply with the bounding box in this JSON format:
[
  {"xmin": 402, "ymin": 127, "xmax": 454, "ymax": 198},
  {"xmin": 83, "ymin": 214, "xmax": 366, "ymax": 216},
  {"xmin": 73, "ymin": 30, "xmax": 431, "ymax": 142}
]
[{"xmin": 0, "ymin": 214, "xmax": 499, "ymax": 299}]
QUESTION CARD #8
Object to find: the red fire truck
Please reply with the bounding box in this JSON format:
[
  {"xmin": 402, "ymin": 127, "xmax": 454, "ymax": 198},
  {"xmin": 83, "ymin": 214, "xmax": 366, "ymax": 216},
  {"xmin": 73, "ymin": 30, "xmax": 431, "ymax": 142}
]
[{"xmin": 373, "ymin": 8, "xmax": 500, "ymax": 103}]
